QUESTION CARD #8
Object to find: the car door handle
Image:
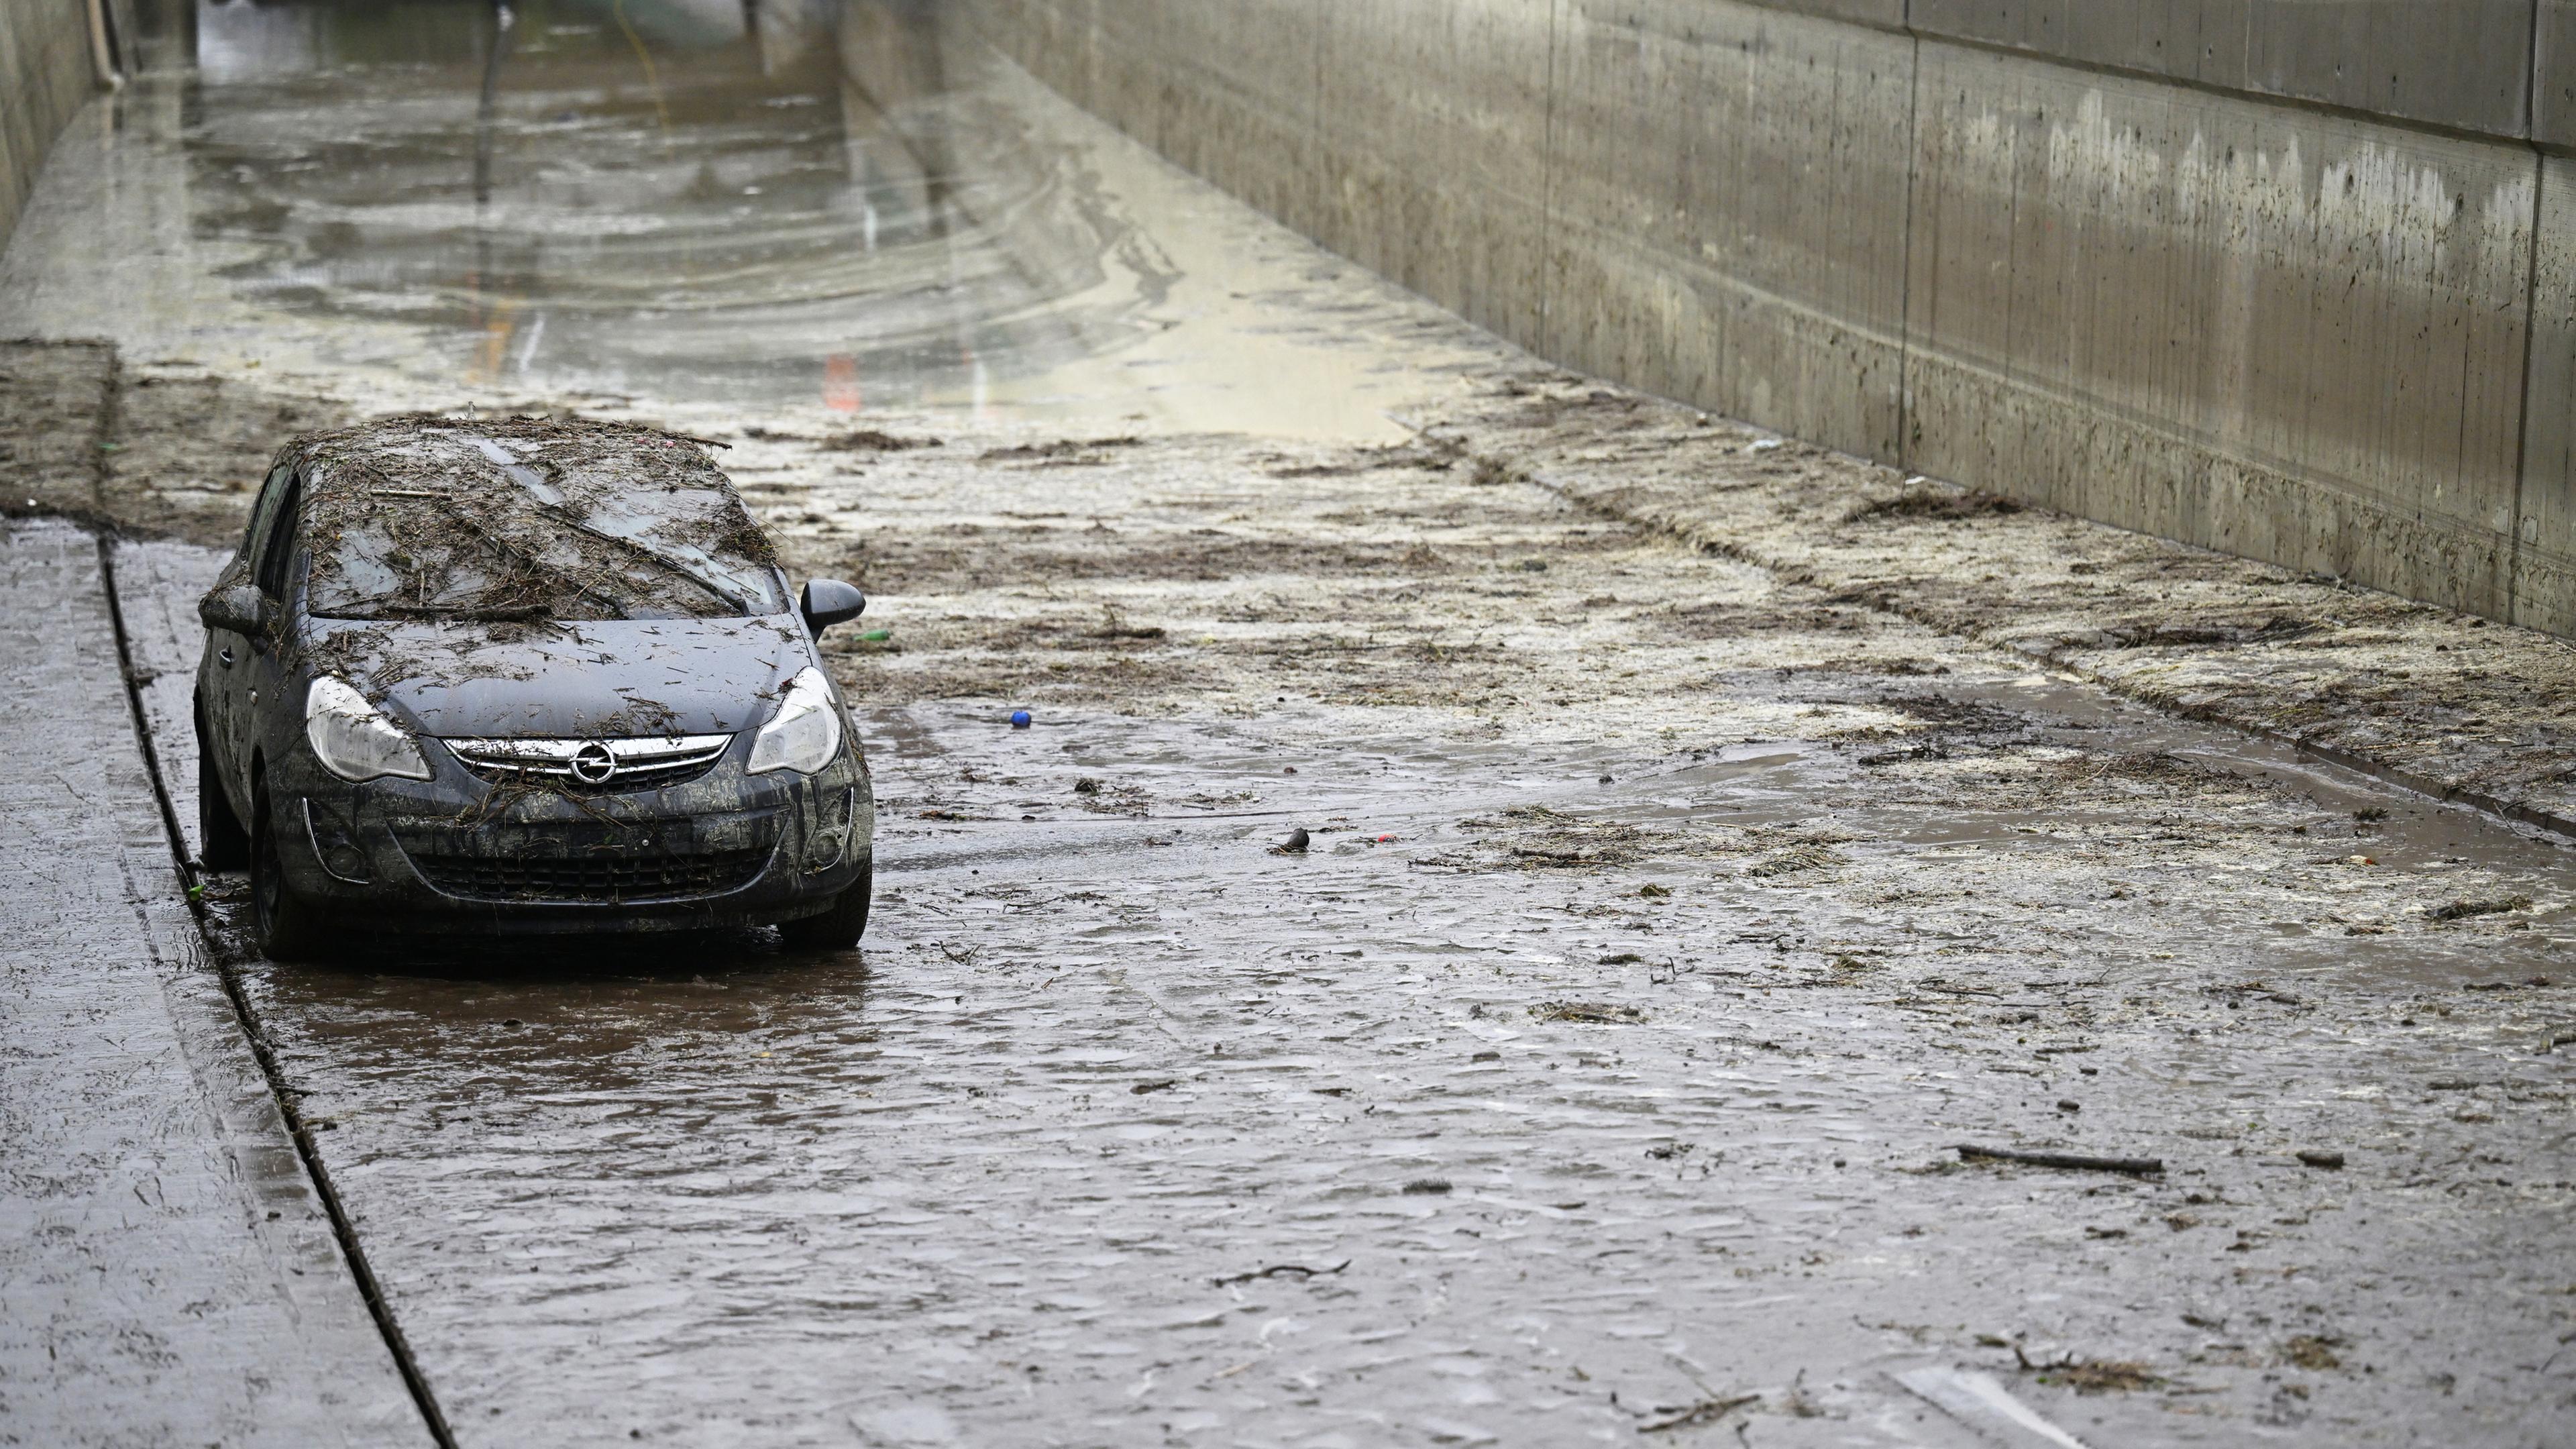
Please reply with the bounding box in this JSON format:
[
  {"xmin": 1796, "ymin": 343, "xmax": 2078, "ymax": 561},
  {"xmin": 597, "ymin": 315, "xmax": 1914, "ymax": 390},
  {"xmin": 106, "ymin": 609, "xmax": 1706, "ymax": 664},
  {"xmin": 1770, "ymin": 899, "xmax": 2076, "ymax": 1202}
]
[{"xmin": 218, "ymin": 647, "xmax": 235, "ymax": 667}]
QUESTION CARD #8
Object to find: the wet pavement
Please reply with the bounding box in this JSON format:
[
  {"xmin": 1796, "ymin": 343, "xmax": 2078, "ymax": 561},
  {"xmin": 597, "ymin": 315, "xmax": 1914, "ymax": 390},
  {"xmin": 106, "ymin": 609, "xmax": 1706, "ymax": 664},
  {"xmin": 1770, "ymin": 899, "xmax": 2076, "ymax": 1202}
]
[
  {"xmin": 0, "ymin": 521, "xmax": 419, "ymax": 1447},
  {"xmin": 4, "ymin": 1, "xmax": 2575, "ymax": 1446}
]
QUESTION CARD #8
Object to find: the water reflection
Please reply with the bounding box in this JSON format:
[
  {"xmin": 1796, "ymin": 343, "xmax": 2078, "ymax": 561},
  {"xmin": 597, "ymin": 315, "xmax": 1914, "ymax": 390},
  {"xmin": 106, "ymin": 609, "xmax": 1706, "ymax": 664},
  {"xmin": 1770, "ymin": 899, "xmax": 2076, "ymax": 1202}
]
[
  {"xmin": 0, "ymin": 0, "xmax": 1507, "ymax": 435},
  {"xmin": 183, "ymin": 0, "xmax": 1129, "ymax": 409}
]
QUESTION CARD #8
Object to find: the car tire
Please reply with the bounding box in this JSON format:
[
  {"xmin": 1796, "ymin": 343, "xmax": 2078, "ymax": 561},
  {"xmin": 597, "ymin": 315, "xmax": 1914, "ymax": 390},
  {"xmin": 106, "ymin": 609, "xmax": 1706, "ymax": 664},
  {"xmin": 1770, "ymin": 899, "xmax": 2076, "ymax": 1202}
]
[
  {"xmin": 250, "ymin": 787, "xmax": 332, "ymax": 963},
  {"xmin": 197, "ymin": 702, "xmax": 251, "ymax": 872},
  {"xmin": 779, "ymin": 859, "xmax": 871, "ymax": 950}
]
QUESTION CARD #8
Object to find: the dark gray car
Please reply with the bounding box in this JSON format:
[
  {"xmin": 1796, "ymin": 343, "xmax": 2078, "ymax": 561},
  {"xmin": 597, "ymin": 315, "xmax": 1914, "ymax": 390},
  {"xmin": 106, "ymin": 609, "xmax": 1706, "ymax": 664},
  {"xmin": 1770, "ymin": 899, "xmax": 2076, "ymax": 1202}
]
[{"xmin": 193, "ymin": 415, "xmax": 875, "ymax": 960}]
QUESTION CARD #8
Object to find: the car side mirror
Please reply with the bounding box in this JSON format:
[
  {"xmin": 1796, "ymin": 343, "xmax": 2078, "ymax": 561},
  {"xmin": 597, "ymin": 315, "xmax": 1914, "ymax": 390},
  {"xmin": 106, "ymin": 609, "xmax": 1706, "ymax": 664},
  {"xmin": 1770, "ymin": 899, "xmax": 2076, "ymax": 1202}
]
[
  {"xmin": 199, "ymin": 584, "xmax": 274, "ymax": 638},
  {"xmin": 799, "ymin": 578, "xmax": 867, "ymax": 635}
]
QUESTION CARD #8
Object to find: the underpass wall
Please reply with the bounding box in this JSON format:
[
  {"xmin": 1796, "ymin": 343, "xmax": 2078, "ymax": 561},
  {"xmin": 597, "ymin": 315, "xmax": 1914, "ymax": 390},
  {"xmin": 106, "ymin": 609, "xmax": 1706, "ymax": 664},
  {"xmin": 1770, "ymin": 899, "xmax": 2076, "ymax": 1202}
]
[
  {"xmin": 0, "ymin": 0, "xmax": 103, "ymax": 249},
  {"xmin": 2527, "ymin": 157, "xmax": 2576, "ymax": 631},
  {"xmin": 969, "ymin": 0, "xmax": 2576, "ymax": 635}
]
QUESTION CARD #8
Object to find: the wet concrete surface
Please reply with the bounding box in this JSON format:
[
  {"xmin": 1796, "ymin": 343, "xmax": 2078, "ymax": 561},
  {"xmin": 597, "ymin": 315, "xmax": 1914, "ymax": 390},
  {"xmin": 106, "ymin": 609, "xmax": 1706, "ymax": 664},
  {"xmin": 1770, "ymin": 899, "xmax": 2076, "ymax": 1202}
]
[
  {"xmin": 2, "ymin": 1, "xmax": 2573, "ymax": 1446},
  {"xmin": 0, "ymin": 521, "xmax": 419, "ymax": 1447}
]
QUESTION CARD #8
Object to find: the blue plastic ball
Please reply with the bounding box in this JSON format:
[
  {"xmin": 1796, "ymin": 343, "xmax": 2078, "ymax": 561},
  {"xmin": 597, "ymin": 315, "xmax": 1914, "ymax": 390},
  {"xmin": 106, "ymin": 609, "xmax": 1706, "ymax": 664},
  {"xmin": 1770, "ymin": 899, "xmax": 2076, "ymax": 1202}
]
[{"xmin": 1010, "ymin": 710, "xmax": 1032, "ymax": 729}]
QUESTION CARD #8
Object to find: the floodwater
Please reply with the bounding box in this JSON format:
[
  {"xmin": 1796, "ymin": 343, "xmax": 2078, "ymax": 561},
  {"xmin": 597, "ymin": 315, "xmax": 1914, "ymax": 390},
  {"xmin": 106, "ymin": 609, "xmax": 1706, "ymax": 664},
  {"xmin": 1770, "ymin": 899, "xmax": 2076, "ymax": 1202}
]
[
  {"xmin": 0, "ymin": 0, "xmax": 1508, "ymax": 438},
  {"xmin": 8, "ymin": 1, "xmax": 2574, "ymax": 1445},
  {"xmin": 109, "ymin": 414, "xmax": 2576, "ymax": 1444},
  {"xmin": 178, "ymin": 683, "xmax": 2575, "ymax": 1448}
]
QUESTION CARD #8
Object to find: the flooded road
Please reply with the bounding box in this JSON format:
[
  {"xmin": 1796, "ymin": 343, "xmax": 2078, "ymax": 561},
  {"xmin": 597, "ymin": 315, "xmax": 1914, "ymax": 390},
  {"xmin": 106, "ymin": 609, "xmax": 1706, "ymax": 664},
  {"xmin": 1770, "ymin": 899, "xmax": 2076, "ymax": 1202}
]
[
  {"xmin": 0, "ymin": 0, "xmax": 1506, "ymax": 437},
  {"xmin": 101, "ymin": 421, "xmax": 2576, "ymax": 1447},
  {"xmin": 6, "ymin": 2, "xmax": 2575, "ymax": 1446}
]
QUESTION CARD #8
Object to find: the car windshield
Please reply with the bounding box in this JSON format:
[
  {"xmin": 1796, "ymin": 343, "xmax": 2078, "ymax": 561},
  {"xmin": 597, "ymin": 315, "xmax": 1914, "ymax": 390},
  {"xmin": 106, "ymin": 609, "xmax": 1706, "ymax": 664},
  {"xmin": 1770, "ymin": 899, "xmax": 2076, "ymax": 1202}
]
[{"xmin": 299, "ymin": 416, "xmax": 784, "ymax": 622}]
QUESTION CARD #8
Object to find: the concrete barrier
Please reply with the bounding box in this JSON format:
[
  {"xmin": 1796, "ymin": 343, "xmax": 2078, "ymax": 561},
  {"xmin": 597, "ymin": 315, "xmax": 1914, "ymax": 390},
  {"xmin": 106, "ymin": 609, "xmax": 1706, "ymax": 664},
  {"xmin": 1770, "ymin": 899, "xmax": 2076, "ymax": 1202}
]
[
  {"xmin": 1, "ymin": 0, "xmax": 105, "ymax": 250},
  {"xmin": 1904, "ymin": 43, "xmax": 2534, "ymax": 621},
  {"xmin": 2548, "ymin": 5, "xmax": 2576, "ymax": 148},
  {"xmin": 2525, "ymin": 157, "xmax": 2576, "ymax": 638},
  {"xmin": 1911, "ymin": 1, "xmax": 2534, "ymax": 136},
  {"xmin": 971, "ymin": 0, "xmax": 2576, "ymax": 634},
  {"xmin": 1544, "ymin": 2, "xmax": 1913, "ymax": 459}
]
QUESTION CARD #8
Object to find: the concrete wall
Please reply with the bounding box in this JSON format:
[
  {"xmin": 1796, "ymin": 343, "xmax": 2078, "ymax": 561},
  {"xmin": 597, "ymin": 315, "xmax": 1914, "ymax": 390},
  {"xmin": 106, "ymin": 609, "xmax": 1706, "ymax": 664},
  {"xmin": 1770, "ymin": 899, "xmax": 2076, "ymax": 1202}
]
[
  {"xmin": 1911, "ymin": 1, "xmax": 2534, "ymax": 135},
  {"xmin": 2546, "ymin": 3, "xmax": 2576, "ymax": 148},
  {"xmin": 1904, "ymin": 46, "xmax": 2534, "ymax": 619},
  {"xmin": 2526, "ymin": 158, "xmax": 2576, "ymax": 634},
  {"xmin": 1, "ymin": 0, "xmax": 103, "ymax": 251},
  {"xmin": 970, "ymin": 0, "xmax": 2576, "ymax": 635},
  {"xmin": 1545, "ymin": 3, "xmax": 1913, "ymax": 459}
]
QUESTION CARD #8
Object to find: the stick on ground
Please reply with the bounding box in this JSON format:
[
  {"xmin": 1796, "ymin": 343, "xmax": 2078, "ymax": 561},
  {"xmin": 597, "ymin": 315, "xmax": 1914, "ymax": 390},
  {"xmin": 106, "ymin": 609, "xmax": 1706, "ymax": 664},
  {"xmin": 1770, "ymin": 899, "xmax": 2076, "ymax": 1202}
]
[{"xmin": 1957, "ymin": 1144, "xmax": 2163, "ymax": 1176}]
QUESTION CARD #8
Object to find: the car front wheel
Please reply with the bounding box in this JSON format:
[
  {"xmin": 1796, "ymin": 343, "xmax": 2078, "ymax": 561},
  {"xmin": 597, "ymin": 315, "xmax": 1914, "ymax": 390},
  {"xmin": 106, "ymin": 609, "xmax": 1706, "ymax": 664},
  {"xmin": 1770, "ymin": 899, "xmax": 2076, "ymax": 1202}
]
[
  {"xmin": 251, "ymin": 786, "xmax": 333, "ymax": 962},
  {"xmin": 779, "ymin": 860, "xmax": 871, "ymax": 950}
]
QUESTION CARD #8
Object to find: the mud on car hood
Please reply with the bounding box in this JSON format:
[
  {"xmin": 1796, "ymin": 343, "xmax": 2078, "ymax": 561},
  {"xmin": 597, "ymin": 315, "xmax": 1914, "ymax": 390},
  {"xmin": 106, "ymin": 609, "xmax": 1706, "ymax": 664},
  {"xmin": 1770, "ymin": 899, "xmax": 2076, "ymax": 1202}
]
[{"xmin": 304, "ymin": 614, "xmax": 814, "ymax": 739}]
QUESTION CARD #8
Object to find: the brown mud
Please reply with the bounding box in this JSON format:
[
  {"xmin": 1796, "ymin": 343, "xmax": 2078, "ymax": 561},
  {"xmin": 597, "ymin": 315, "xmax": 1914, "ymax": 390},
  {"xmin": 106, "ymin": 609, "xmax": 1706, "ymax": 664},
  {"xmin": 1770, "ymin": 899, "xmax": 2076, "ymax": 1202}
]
[{"xmin": 1452, "ymin": 386, "xmax": 2576, "ymax": 837}]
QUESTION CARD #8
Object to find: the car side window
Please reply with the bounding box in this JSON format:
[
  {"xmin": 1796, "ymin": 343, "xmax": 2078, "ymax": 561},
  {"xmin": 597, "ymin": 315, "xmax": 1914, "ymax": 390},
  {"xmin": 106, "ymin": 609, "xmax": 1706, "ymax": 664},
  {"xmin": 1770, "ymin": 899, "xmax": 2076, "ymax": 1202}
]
[
  {"xmin": 243, "ymin": 460, "xmax": 293, "ymax": 561},
  {"xmin": 252, "ymin": 472, "xmax": 303, "ymax": 600}
]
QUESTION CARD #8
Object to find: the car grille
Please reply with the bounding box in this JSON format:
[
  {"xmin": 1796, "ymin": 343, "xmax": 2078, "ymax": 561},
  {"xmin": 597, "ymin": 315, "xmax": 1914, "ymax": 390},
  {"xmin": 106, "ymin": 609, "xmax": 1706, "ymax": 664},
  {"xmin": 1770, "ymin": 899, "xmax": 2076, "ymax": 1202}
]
[
  {"xmin": 442, "ymin": 735, "xmax": 731, "ymax": 793},
  {"xmin": 396, "ymin": 834, "xmax": 776, "ymax": 904}
]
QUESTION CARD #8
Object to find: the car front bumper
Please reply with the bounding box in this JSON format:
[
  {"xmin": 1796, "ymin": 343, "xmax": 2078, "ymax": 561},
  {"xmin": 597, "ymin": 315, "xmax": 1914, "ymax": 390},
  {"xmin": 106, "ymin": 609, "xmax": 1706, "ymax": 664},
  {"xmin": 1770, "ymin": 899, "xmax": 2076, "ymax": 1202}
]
[{"xmin": 267, "ymin": 737, "xmax": 875, "ymax": 936}]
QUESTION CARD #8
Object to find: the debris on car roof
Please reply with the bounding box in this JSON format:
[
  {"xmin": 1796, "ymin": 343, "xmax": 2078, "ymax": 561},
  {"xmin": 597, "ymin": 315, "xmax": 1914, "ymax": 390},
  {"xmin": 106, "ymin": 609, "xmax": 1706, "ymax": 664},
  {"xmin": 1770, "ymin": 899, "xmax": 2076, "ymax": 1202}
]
[{"xmin": 298, "ymin": 414, "xmax": 782, "ymax": 624}]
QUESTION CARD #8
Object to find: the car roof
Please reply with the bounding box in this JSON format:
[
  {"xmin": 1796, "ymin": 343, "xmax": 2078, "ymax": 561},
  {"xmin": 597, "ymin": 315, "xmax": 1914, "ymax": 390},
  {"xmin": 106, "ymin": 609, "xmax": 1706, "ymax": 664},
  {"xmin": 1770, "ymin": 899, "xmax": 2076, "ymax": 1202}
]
[{"xmin": 288, "ymin": 414, "xmax": 783, "ymax": 623}]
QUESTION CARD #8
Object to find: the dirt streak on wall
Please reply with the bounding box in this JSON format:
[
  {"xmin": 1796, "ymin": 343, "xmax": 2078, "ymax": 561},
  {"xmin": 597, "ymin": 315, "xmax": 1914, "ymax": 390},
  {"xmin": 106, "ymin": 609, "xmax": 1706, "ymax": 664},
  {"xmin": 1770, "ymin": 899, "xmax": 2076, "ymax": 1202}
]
[{"xmin": 969, "ymin": 0, "xmax": 2576, "ymax": 636}]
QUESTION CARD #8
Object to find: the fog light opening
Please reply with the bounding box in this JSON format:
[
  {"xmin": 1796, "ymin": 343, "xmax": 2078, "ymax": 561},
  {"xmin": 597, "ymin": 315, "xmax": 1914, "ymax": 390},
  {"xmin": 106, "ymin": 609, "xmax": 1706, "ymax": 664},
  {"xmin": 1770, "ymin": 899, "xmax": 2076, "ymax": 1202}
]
[
  {"xmin": 303, "ymin": 798, "xmax": 374, "ymax": 883},
  {"xmin": 806, "ymin": 786, "xmax": 856, "ymax": 872}
]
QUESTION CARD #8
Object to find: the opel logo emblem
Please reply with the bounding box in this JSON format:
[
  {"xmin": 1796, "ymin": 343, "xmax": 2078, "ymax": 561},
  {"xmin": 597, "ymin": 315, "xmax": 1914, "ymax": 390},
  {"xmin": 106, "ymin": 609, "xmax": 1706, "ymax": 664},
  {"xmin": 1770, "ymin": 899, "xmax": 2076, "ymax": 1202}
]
[{"xmin": 570, "ymin": 741, "xmax": 617, "ymax": 785}]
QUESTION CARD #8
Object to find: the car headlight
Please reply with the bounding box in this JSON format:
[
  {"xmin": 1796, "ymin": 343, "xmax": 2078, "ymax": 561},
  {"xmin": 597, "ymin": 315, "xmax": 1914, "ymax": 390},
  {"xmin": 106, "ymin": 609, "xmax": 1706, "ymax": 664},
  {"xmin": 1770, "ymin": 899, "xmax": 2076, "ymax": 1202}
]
[
  {"xmin": 747, "ymin": 667, "xmax": 845, "ymax": 775},
  {"xmin": 305, "ymin": 676, "xmax": 432, "ymax": 782}
]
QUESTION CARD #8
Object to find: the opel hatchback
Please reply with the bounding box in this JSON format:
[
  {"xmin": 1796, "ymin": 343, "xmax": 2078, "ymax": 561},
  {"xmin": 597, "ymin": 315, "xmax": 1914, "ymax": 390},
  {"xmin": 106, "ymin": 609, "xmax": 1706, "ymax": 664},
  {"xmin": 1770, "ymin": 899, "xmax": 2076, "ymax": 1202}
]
[{"xmin": 194, "ymin": 415, "xmax": 875, "ymax": 959}]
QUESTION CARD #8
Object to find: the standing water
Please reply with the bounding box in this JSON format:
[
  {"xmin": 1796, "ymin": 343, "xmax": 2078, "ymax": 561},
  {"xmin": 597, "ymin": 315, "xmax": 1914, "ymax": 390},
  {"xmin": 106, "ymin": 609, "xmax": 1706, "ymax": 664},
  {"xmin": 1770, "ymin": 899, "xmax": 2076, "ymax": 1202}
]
[{"xmin": 1, "ymin": 0, "xmax": 1506, "ymax": 437}]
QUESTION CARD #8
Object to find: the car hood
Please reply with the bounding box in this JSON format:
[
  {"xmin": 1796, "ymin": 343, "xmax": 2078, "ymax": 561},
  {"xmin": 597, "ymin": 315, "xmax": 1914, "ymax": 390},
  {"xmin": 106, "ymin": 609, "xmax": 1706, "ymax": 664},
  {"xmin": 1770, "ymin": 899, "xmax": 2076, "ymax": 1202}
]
[{"xmin": 303, "ymin": 614, "xmax": 815, "ymax": 739}]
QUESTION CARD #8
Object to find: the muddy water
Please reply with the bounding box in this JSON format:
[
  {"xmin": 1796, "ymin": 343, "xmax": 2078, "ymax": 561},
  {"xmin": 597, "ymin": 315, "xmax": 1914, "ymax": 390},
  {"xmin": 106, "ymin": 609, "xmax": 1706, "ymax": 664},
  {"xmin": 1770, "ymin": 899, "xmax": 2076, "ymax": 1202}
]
[
  {"xmin": 174, "ymin": 673, "xmax": 2576, "ymax": 1446},
  {"xmin": 0, "ymin": 0, "xmax": 1509, "ymax": 438},
  {"xmin": 14, "ymin": 0, "xmax": 2573, "ymax": 1442},
  {"xmin": 97, "ymin": 415, "xmax": 2576, "ymax": 1445}
]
